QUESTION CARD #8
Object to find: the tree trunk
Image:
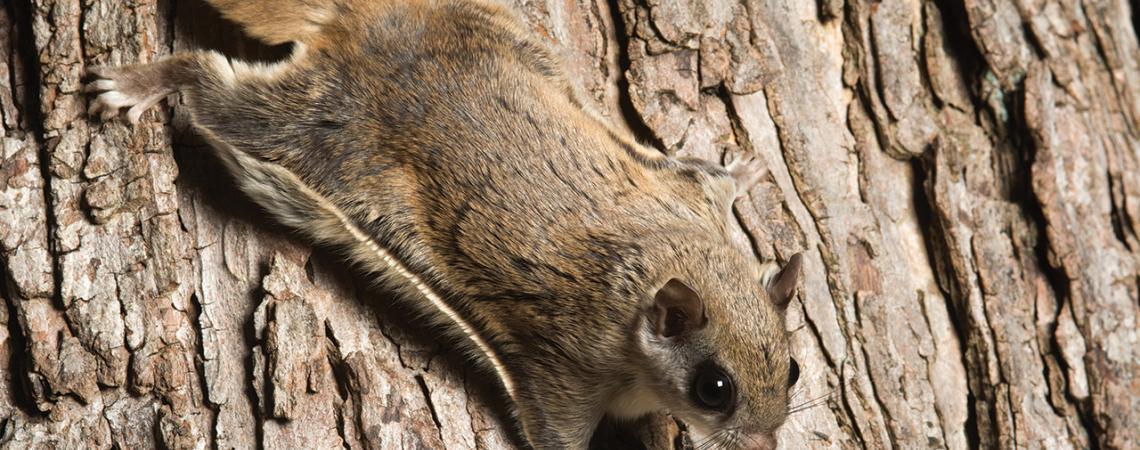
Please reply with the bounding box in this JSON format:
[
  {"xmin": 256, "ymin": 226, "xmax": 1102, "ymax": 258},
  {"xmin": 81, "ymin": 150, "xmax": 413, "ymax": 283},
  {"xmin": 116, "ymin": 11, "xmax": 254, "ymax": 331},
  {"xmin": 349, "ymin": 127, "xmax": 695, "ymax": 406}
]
[{"xmin": 2, "ymin": 0, "xmax": 1138, "ymax": 448}]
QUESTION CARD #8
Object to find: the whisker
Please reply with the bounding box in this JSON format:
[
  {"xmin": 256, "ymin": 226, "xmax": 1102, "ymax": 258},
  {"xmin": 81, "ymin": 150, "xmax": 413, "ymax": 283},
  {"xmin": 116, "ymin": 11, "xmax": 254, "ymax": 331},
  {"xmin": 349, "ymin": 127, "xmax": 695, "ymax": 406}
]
[
  {"xmin": 789, "ymin": 398, "xmax": 831, "ymax": 415},
  {"xmin": 732, "ymin": 428, "xmax": 748, "ymax": 450},
  {"xmin": 695, "ymin": 430, "xmax": 725, "ymax": 450},
  {"xmin": 741, "ymin": 428, "xmax": 763, "ymax": 450},
  {"xmin": 787, "ymin": 383, "xmax": 823, "ymax": 407},
  {"xmin": 790, "ymin": 400, "xmax": 825, "ymax": 413},
  {"xmin": 789, "ymin": 391, "xmax": 832, "ymax": 409},
  {"xmin": 714, "ymin": 430, "xmax": 731, "ymax": 450},
  {"xmin": 789, "ymin": 384, "xmax": 807, "ymax": 399},
  {"xmin": 787, "ymin": 390, "xmax": 835, "ymax": 416},
  {"xmin": 718, "ymin": 430, "xmax": 733, "ymax": 450},
  {"xmin": 693, "ymin": 435, "xmax": 709, "ymax": 450}
]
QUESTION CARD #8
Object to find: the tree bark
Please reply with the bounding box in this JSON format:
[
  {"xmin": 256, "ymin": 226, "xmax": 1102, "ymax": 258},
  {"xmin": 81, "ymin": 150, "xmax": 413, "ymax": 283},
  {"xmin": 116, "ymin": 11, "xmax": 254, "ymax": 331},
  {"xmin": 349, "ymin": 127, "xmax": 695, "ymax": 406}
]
[{"xmin": 1, "ymin": 0, "xmax": 1138, "ymax": 448}]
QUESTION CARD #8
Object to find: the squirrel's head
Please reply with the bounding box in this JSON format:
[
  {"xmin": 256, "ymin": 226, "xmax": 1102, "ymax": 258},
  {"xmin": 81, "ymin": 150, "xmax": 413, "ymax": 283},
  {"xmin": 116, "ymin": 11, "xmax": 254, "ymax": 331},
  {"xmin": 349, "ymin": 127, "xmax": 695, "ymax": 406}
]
[{"xmin": 623, "ymin": 241, "xmax": 803, "ymax": 450}]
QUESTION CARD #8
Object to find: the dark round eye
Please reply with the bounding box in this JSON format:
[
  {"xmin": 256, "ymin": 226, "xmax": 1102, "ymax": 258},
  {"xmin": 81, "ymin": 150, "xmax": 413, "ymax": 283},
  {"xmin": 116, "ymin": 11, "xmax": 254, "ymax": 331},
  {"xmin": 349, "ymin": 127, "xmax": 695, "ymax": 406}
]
[
  {"xmin": 788, "ymin": 358, "xmax": 800, "ymax": 387},
  {"xmin": 691, "ymin": 365, "xmax": 736, "ymax": 412}
]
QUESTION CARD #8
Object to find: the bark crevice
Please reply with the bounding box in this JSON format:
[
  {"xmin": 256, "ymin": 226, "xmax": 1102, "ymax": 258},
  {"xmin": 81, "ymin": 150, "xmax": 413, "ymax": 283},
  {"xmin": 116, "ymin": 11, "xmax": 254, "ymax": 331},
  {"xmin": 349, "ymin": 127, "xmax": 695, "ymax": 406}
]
[{"xmin": 605, "ymin": 0, "xmax": 667, "ymax": 152}]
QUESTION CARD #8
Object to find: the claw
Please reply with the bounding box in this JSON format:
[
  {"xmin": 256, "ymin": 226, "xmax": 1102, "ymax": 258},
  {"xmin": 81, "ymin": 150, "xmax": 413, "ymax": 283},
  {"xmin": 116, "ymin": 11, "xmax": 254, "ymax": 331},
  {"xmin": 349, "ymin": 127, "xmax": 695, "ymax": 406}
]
[
  {"xmin": 126, "ymin": 106, "xmax": 144, "ymax": 125},
  {"xmin": 89, "ymin": 91, "xmax": 130, "ymax": 123},
  {"xmin": 127, "ymin": 102, "xmax": 150, "ymax": 124},
  {"xmin": 87, "ymin": 100, "xmax": 102, "ymax": 118}
]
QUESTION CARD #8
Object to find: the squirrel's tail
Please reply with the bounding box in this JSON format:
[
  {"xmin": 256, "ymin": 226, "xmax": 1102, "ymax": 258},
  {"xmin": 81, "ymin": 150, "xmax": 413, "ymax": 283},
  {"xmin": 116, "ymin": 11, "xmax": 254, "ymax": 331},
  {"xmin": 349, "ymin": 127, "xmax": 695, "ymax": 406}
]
[{"xmin": 206, "ymin": 0, "xmax": 348, "ymax": 45}]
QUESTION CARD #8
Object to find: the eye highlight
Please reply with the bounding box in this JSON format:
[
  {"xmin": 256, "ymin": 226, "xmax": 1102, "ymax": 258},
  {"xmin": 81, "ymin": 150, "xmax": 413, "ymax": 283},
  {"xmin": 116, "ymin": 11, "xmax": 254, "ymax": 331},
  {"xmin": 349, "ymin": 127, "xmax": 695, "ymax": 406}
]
[
  {"xmin": 690, "ymin": 363, "xmax": 736, "ymax": 412},
  {"xmin": 788, "ymin": 358, "xmax": 800, "ymax": 387}
]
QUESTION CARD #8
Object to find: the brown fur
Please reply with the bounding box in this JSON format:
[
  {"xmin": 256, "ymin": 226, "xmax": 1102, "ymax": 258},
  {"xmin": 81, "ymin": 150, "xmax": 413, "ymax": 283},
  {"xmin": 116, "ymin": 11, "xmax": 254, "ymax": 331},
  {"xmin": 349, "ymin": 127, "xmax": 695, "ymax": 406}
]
[{"xmin": 85, "ymin": 1, "xmax": 802, "ymax": 448}]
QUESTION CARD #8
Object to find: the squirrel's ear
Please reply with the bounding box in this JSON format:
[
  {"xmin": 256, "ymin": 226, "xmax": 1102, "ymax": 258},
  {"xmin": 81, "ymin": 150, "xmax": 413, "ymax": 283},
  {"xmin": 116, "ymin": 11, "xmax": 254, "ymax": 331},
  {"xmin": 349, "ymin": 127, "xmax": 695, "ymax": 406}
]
[
  {"xmin": 650, "ymin": 279, "xmax": 707, "ymax": 337},
  {"xmin": 762, "ymin": 253, "xmax": 802, "ymax": 310}
]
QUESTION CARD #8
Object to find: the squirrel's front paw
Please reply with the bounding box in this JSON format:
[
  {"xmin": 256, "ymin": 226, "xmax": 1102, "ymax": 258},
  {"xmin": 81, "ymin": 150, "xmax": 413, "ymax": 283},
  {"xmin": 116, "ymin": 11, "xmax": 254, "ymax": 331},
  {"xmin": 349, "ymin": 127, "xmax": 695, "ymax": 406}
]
[
  {"xmin": 724, "ymin": 152, "xmax": 768, "ymax": 199},
  {"xmin": 84, "ymin": 65, "xmax": 175, "ymax": 124}
]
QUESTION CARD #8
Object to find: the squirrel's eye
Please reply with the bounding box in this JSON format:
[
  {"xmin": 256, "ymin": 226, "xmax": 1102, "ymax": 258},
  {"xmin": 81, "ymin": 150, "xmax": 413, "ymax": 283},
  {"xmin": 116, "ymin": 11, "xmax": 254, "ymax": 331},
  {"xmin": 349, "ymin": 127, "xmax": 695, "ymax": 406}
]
[
  {"xmin": 788, "ymin": 358, "xmax": 800, "ymax": 387},
  {"xmin": 691, "ymin": 364, "xmax": 736, "ymax": 412}
]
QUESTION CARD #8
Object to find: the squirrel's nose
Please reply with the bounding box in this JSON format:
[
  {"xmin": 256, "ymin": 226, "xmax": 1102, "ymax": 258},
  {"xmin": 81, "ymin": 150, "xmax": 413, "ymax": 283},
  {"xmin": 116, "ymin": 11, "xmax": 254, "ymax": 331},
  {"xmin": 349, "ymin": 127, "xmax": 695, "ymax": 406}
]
[{"xmin": 743, "ymin": 432, "xmax": 778, "ymax": 450}]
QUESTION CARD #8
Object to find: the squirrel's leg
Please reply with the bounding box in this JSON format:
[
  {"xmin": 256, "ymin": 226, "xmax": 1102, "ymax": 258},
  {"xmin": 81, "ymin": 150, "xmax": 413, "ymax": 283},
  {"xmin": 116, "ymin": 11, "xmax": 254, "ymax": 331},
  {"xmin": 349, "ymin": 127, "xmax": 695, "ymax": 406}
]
[
  {"xmin": 665, "ymin": 152, "xmax": 768, "ymax": 222},
  {"xmin": 85, "ymin": 49, "xmax": 317, "ymax": 164},
  {"xmin": 723, "ymin": 151, "xmax": 767, "ymax": 199},
  {"xmin": 508, "ymin": 366, "xmax": 607, "ymax": 450},
  {"xmin": 84, "ymin": 53, "xmax": 227, "ymax": 125},
  {"xmin": 85, "ymin": 50, "xmax": 304, "ymax": 138},
  {"xmin": 84, "ymin": 52, "xmax": 346, "ymax": 237}
]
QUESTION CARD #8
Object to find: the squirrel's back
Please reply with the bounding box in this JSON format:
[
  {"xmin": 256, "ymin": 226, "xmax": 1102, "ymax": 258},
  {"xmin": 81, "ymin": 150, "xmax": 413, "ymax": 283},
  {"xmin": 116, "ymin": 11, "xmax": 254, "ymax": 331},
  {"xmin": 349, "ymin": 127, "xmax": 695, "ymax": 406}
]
[
  {"xmin": 192, "ymin": 0, "xmax": 739, "ymax": 364},
  {"xmin": 193, "ymin": 0, "xmax": 734, "ymax": 314},
  {"xmin": 85, "ymin": 0, "xmax": 798, "ymax": 446}
]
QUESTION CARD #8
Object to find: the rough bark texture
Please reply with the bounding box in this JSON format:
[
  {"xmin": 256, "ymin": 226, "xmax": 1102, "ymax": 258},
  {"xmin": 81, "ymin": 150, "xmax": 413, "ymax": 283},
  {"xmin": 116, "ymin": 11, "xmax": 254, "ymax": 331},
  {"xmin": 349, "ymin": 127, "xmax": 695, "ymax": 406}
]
[{"xmin": 1, "ymin": 0, "xmax": 1138, "ymax": 448}]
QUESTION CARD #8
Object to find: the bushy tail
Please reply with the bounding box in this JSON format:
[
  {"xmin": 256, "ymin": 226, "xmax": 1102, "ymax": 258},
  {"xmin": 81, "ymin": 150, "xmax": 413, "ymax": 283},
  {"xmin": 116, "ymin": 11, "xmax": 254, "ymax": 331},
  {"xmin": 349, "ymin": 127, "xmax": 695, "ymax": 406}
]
[{"xmin": 206, "ymin": 0, "xmax": 344, "ymax": 45}]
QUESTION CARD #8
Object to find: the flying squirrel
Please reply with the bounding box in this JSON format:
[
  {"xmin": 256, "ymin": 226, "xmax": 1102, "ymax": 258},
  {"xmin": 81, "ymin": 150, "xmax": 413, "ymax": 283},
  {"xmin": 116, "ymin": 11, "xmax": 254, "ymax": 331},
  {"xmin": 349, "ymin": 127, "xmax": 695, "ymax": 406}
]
[{"xmin": 85, "ymin": 0, "xmax": 804, "ymax": 448}]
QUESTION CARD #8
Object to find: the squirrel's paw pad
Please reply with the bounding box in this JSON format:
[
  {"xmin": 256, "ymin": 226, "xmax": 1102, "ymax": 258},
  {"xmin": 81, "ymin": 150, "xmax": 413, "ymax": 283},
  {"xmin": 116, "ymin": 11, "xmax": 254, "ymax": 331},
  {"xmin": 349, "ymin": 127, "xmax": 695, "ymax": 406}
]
[{"xmin": 84, "ymin": 66, "xmax": 171, "ymax": 124}]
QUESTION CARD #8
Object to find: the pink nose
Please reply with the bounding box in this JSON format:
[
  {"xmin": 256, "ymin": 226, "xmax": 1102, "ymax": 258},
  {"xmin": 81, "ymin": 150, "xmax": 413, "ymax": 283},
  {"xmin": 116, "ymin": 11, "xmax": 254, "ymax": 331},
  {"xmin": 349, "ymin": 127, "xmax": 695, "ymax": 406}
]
[{"xmin": 744, "ymin": 432, "xmax": 778, "ymax": 450}]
